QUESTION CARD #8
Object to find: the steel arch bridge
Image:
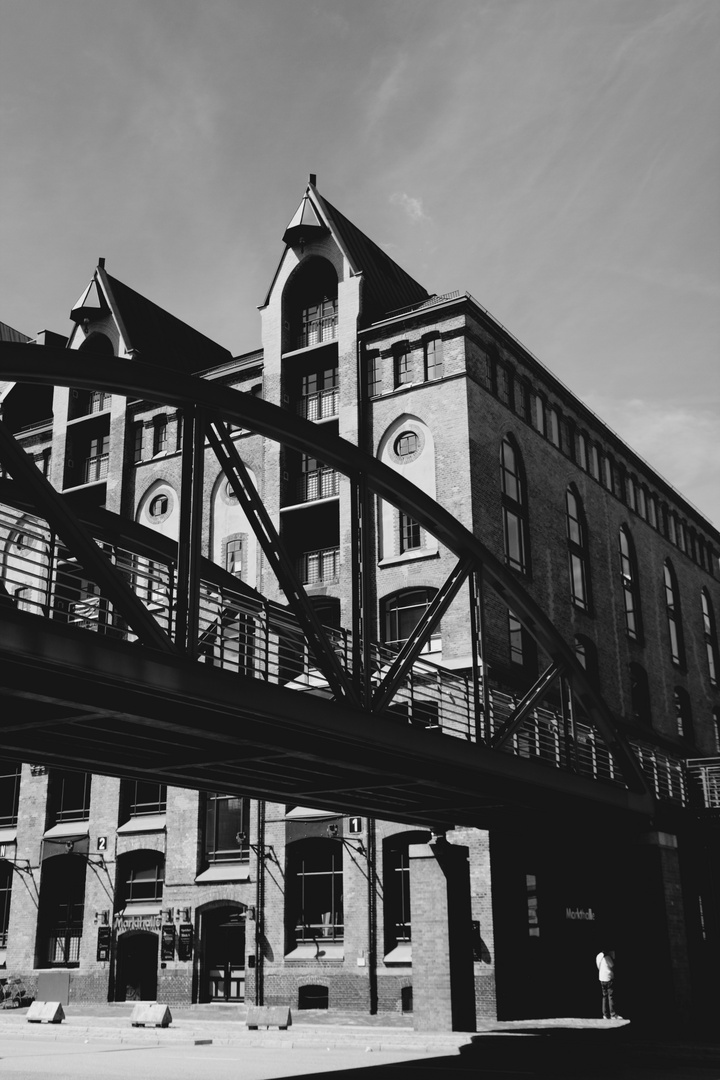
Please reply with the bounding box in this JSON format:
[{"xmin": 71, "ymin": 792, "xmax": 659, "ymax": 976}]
[{"xmin": 0, "ymin": 343, "xmax": 654, "ymax": 829}]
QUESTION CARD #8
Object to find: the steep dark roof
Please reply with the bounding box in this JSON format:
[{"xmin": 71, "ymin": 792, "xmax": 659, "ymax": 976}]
[
  {"xmin": 318, "ymin": 196, "xmax": 430, "ymax": 324},
  {"xmin": 101, "ymin": 271, "xmax": 231, "ymax": 375},
  {"xmin": 0, "ymin": 321, "xmax": 30, "ymax": 344}
]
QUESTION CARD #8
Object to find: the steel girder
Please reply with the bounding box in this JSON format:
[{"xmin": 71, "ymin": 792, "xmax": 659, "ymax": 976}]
[{"xmin": 0, "ymin": 343, "xmax": 651, "ymax": 809}]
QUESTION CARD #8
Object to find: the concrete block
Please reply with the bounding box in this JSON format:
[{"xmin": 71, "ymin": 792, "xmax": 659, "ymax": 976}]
[
  {"xmin": 246, "ymin": 1005, "xmax": 292, "ymax": 1030},
  {"xmin": 27, "ymin": 1001, "xmax": 64, "ymax": 1024},
  {"xmin": 130, "ymin": 1003, "xmax": 172, "ymax": 1027}
]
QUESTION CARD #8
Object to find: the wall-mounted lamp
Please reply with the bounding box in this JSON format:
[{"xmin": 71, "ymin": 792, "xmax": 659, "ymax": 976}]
[
  {"xmin": 94, "ymin": 910, "xmax": 109, "ymax": 925},
  {"xmin": 326, "ymin": 823, "xmax": 339, "ymax": 838}
]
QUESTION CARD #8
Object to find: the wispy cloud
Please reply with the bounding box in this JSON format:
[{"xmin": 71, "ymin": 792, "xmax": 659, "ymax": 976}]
[
  {"xmin": 364, "ymin": 52, "xmax": 408, "ymax": 131},
  {"xmin": 390, "ymin": 191, "xmax": 431, "ymax": 225},
  {"xmin": 588, "ymin": 396, "xmax": 720, "ymax": 526}
]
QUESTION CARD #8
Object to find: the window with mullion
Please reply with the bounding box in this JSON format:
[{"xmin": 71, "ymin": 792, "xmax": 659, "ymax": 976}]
[
  {"xmin": 290, "ymin": 840, "xmax": 343, "ymax": 943},
  {"xmin": 124, "ymin": 855, "xmax": 164, "ymax": 903},
  {"xmin": 664, "ymin": 561, "xmax": 684, "ymax": 667},
  {"xmin": 701, "ymin": 589, "xmax": 718, "ymax": 686},
  {"xmin": 0, "ymin": 760, "xmax": 21, "ymax": 828},
  {"xmin": 424, "ymin": 336, "xmax": 444, "ymax": 381},
  {"xmin": 51, "ymin": 770, "xmax": 91, "ymax": 823},
  {"xmin": 205, "ymin": 793, "xmax": 249, "ymax": 862},
  {"xmin": 501, "ymin": 438, "xmax": 529, "ymax": 575},
  {"xmin": 619, "ymin": 527, "xmax": 642, "ymax": 641},
  {"xmin": 566, "ymin": 489, "xmax": 590, "ymax": 611},
  {"xmin": 393, "ymin": 343, "xmax": 411, "ymax": 388},
  {"xmin": 399, "ymin": 512, "xmax": 421, "ymax": 554},
  {"xmin": 126, "ymin": 779, "xmax": 167, "ymax": 817}
]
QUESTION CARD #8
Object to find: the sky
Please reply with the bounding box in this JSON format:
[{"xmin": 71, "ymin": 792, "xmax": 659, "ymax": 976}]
[{"xmin": 0, "ymin": 0, "xmax": 718, "ymax": 525}]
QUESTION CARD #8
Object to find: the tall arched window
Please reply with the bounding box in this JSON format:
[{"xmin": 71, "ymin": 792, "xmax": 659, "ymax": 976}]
[
  {"xmin": 500, "ymin": 438, "xmax": 529, "ymax": 575},
  {"xmin": 664, "ymin": 561, "xmax": 684, "ymax": 667},
  {"xmin": 629, "ymin": 663, "xmax": 652, "ymax": 727},
  {"xmin": 673, "ymin": 687, "xmax": 693, "ymax": 743},
  {"xmin": 618, "ymin": 527, "xmax": 641, "ymax": 641},
  {"xmin": 701, "ymin": 589, "xmax": 718, "ymax": 686},
  {"xmin": 566, "ymin": 488, "xmax": 590, "ymax": 610}
]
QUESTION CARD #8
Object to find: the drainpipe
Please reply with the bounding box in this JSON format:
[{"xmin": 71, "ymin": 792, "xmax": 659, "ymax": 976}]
[
  {"xmin": 367, "ymin": 817, "xmax": 378, "ymax": 1014},
  {"xmin": 254, "ymin": 800, "xmax": 265, "ymax": 1006}
]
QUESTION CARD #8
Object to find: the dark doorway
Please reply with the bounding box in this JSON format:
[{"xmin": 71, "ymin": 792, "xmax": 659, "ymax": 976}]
[
  {"xmin": 115, "ymin": 931, "xmax": 158, "ymax": 1001},
  {"xmin": 202, "ymin": 906, "xmax": 246, "ymax": 1002}
]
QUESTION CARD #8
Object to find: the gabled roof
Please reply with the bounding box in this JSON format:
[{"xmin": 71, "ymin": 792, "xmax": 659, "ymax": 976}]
[
  {"xmin": 71, "ymin": 264, "xmax": 231, "ymax": 375},
  {"xmin": 317, "ymin": 192, "xmax": 430, "ymax": 324},
  {"xmin": 100, "ymin": 269, "xmax": 231, "ymax": 374},
  {"xmin": 268, "ymin": 180, "xmax": 430, "ymax": 324}
]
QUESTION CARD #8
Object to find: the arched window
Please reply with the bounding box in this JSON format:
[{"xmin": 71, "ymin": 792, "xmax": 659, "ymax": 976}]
[
  {"xmin": 500, "ymin": 438, "xmax": 529, "ymax": 575},
  {"xmin": 629, "ymin": 663, "xmax": 652, "ymax": 727},
  {"xmin": 575, "ymin": 636, "xmax": 599, "ymax": 689},
  {"xmin": 382, "ymin": 588, "xmax": 439, "ymax": 654},
  {"xmin": 664, "ymin": 561, "xmax": 684, "ymax": 667},
  {"xmin": 701, "ymin": 589, "xmax": 718, "ymax": 686},
  {"xmin": 619, "ymin": 527, "xmax": 641, "ymax": 641},
  {"xmin": 283, "ymin": 257, "xmax": 338, "ymax": 350},
  {"xmin": 673, "ymin": 687, "xmax": 693, "ymax": 743},
  {"xmin": 566, "ymin": 488, "xmax": 590, "ymax": 611}
]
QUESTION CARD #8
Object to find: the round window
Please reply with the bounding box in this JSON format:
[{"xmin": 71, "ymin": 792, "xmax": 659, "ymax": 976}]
[
  {"xmin": 394, "ymin": 431, "xmax": 420, "ymax": 459},
  {"xmin": 149, "ymin": 494, "xmax": 169, "ymax": 517}
]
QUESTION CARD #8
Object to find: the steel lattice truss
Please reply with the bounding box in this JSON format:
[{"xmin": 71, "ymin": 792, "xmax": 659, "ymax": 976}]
[{"xmin": 0, "ymin": 344, "xmax": 655, "ymax": 828}]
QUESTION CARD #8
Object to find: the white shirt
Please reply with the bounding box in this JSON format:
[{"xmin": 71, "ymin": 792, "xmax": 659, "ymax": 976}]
[{"xmin": 596, "ymin": 952, "xmax": 614, "ymax": 981}]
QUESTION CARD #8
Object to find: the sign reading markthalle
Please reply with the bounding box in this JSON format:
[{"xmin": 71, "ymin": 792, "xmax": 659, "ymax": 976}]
[
  {"xmin": 565, "ymin": 907, "xmax": 596, "ymax": 921},
  {"xmin": 114, "ymin": 912, "xmax": 162, "ymax": 933}
]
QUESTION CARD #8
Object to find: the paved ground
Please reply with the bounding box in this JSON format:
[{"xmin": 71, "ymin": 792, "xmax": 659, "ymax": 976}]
[{"xmin": 0, "ymin": 1003, "xmax": 718, "ymax": 1078}]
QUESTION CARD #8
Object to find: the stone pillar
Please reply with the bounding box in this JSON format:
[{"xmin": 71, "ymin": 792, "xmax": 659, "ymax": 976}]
[{"xmin": 409, "ymin": 837, "xmax": 476, "ymax": 1032}]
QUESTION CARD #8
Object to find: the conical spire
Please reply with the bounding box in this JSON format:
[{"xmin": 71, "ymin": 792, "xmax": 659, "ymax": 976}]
[{"xmin": 282, "ymin": 176, "xmax": 329, "ymax": 248}]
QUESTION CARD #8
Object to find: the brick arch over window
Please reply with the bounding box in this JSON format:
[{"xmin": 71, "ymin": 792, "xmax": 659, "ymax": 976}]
[
  {"xmin": 701, "ymin": 588, "xmax": 718, "ymax": 687},
  {"xmin": 619, "ymin": 525, "xmax": 642, "ymax": 642},
  {"xmin": 377, "ymin": 415, "xmax": 437, "ymax": 561},
  {"xmin": 282, "ymin": 257, "xmax": 339, "ymax": 352},
  {"xmin": 663, "ymin": 560, "xmax": 684, "ymax": 667},
  {"xmin": 566, "ymin": 485, "xmax": 590, "ymax": 611}
]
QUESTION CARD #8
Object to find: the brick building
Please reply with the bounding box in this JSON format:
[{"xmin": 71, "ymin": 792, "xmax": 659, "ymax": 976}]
[{"xmin": 1, "ymin": 178, "xmax": 719, "ymax": 1027}]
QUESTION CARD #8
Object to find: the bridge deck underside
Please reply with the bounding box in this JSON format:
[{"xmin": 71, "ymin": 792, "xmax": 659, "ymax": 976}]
[{"xmin": 0, "ymin": 611, "xmax": 647, "ymax": 829}]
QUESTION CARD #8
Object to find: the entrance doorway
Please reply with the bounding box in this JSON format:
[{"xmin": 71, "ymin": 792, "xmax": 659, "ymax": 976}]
[
  {"xmin": 202, "ymin": 906, "xmax": 246, "ymax": 1002},
  {"xmin": 115, "ymin": 931, "xmax": 158, "ymax": 1001}
]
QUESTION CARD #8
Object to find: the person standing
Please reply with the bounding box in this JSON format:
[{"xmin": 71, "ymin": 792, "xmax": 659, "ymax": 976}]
[{"xmin": 596, "ymin": 948, "xmax": 620, "ymax": 1019}]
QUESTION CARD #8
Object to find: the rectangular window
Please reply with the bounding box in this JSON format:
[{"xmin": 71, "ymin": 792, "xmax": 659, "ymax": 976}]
[
  {"xmin": 0, "ymin": 761, "xmax": 21, "ymax": 828},
  {"xmin": 548, "ymin": 408, "xmax": 560, "ymax": 447},
  {"xmin": 51, "ymin": 771, "xmax": 91, "ymax": 823},
  {"xmin": 648, "ymin": 496, "xmax": 658, "ymax": 529},
  {"xmin": 153, "ymin": 416, "xmax": 168, "ymax": 456},
  {"xmin": 532, "ymin": 395, "xmax": 545, "ymax": 435},
  {"xmin": 677, "ymin": 521, "xmax": 686, "ymax": 553},
  {"xmin": 133, "ymin": 422, "xmax": 143, "ymax": 463},
  {"xmin": 366, "ymin": 354, "xmax": 382, "ymax": 397},
  {"xmin": 508, "ymin": 612, "xmax": 524, "ymax": 665},
  {"xmin": 603, "ymin": 456, "xmax": 613, "ymax": 491},
  {"xmin": 393, "ymin": 345, "xmax": 411, "ymax": 388},
  {"xmin": 626, "ymin": 477, "xmax": 636, "ymax": 511},
  {"xmin": 399, "ymin": 512, "xmax": 421, "ymax": 553},
  {"xmin": 668, "ymin": 514, "xmax": 677, "ymax": 545},
  {"xmin": 590, "ymin": 445, "xmax": 600, "ymax": 481},
  {"xmin": 225, "ymin": 537, "xmax": 244, "ymax": 578},
  {"xmin": 85, "ymin": 435, "xmax": 109, "ymax": 483},
  {"xmin": 424, "ymin": 337, "xmax": 444, "ymax": 381},
  {"xmin": 126, "ymin": 780, "xmax": 166, "ymax": 817},
  {"xmin": 302, "ymin": 367, "xmax": 339, "ymax": 420},
  {"xmin": 205, "ymin": 793, "xmax": 250, "ymax": 862},
  {"xmin": 576, "ymin": 433, "xmax": 588, "ymax": 471},
  {"xmin": 503, "ymin": 508, "xmax": 526, "ymax": 573}
]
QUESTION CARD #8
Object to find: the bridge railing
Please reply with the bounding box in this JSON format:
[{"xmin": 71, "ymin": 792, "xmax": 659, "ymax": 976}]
[{"xmin": 0, "ymin": 500, "xmax": 699, "ymax": 809}]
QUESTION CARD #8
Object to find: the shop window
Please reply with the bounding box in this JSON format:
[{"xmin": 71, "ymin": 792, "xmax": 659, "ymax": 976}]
[
  {"xmin": 393, "ymin": 343, "xmax": 412, "ymax": 389},
  {"xmin": 121, "ymin": 780, "xmax": 167, "ymax": 820},
  {"xmin": 38, "ymin": 856, "xmax": 86, "ymax": 967},
  {"xmin": 382, "ymin": 588, "xmax": 439, "ymax": 654},
  {"xmin": 424, "ymin": 336, "xmax": 444, "ymax": 381},
  {"xmin": 566, "ymin": 488, "xmax": 590, "ymax": 611},
  {"xmin": 500, "ymin": 438, "xmax": 529, "ymax": 575},
  {"xmin": 204, "ymin": 794, "xmax": 250, "ymax": 863},
  {"xmin": 701, "ymin": 589, "xmax": 718, "ymax": 686},
  {"xmin": 0, "ymin": 761, "xmax": 21, "ymax": 828},
  {"xmin": 287, "ymin": 839, "xmax": 343, "ymax": 946},
  {"xmin": 0, "ymin": 861, "xmax": 11, "ymax": 947},
  {"xmin": 674, "ymin": 687, "xmax": 693, "ymax": 743},
  {"xmin": 629, "ymin": 663, "xmax": 652, "ymax": 727},
  {"xmin": 619, "ymin": 527, "xmax": 642, "ymax": 641},
  {"xmin": 664, "ymin": 561, "xmax": 684, "ymax": 667},
  {"xmin": 48, "ymin": 770, "xmax": 91, "ymax": 825}
]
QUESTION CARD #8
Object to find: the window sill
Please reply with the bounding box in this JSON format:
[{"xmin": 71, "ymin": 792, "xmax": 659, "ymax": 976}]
[
  {"xmin": 284, "ymin": 943, "xmax": 344, "ymax": 962},
  {"xmin": 378, "ymin": 550, "xmax": 439, "ymax": 568}
]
